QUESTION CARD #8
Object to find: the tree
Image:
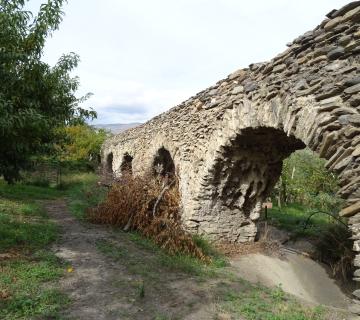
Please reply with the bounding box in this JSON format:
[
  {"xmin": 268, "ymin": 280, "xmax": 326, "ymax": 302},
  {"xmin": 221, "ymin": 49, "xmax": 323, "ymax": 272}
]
[
  {"xmin": 0, "ymin": 0, "xmax": 96, "ymax": 183},
  {"xmin": 273, "ymin": 149, "xmax": 342, "ymax": 212},
  {"xmin": 55, "ymin": 125, "xmax": 109, "ymax": 169}
]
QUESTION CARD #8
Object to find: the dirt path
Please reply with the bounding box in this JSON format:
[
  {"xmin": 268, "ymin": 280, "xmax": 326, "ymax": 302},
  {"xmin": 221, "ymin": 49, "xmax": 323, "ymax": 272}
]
[
  {"xmin": 44, "ymin": 199, "xmax": 214, "ymax": 320},
  {"xmin": 44, "ymin": 199, "xmax": 351, "ymax": 320},
  {"xmin": 45, "ymin": 200, "xmax": 133, "ymax": 319}
]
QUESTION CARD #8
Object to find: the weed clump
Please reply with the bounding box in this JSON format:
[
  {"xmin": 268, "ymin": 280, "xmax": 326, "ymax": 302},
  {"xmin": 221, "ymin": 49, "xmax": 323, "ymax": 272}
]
[
  {"xmin": 315, "ymin": 223, "xmax": 355, "ymax": 283},
  {"xmin": 87, "ymin": 174, "xmax": 209, "ymax": 262}
]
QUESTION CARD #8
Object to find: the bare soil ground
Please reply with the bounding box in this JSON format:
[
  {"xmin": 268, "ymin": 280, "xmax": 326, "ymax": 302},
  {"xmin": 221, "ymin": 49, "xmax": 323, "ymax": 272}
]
[
  {"xmin": 45, "ymin": 199, "xmax": 216, "ymax": 320},
  {"xmin": 44, "ymin": 199, "xmax": 351, "ymax": 320},
  {"xmin": 231, "ymin": 252, "xmax": 350, "ymax": 309}
]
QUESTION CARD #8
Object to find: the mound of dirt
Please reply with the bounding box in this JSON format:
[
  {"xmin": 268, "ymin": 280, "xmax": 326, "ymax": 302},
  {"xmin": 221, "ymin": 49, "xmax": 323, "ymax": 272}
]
[{"xmin": 231, "ymin": 251, "xmax": 350, "ymax": 309}]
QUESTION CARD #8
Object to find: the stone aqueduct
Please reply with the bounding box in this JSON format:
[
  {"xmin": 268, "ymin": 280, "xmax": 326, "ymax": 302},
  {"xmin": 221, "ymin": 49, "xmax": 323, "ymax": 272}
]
[{"xmin": 103, "ymin": 1, "xmax": 360, "ymax": 305}]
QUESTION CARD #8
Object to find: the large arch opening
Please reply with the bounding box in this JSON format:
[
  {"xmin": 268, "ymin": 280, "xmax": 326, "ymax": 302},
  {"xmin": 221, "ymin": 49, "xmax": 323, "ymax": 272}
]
[
  {"xmin": 196, "ymin": 127, "xmax": 305, "ymax": 243},
  {"xmin": 195, "ymin": 126, "xmax": 358, "ymax": 296},
  {"xmin": 153, "ymin": 147, "xmax": 175, "ymax": 177}
]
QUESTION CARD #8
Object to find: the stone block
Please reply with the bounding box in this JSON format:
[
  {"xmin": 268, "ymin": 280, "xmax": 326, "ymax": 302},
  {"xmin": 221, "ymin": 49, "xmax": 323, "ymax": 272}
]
[{"xmin": 340, "ymin": 202, "xmax": 360, "ymax": 217}]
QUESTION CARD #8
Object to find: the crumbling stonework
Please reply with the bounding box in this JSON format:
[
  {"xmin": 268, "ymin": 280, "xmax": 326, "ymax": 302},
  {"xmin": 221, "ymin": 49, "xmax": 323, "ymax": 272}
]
[{"xmin": 103, "ymin": 1, "xmax": 360, "ymax": 311}]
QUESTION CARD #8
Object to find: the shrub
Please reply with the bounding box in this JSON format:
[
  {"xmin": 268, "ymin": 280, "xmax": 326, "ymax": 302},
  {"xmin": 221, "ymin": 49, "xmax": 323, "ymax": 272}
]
[
  {"xmin": 87, "ymin": 174, "xmax": 209, "ymax": 262},
  {"xmin": 315, "ymin": 223, "xmax": 354, "ymax": 282},
  {"xmin": 54, "ymin": 125, "xmax": 109, "ymax": 170}
]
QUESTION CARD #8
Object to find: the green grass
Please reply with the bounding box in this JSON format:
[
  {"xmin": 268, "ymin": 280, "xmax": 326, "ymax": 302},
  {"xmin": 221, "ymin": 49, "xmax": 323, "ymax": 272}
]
[
  {"xmin": 215, "ymin": 281, "xmax": 329, "ymax": 320},
  {"xmin": 96, "ymin": 232, "xmax": 227, "ymax": 281},
  {"xmin": 268, "ymin": 203, "xmax": 335, "ymax": 238},
  {"xmin": 0, "ymin": 171, "xmax": 99, "ymax": 319},
  {"xmin": 154, "ymin": 315, "xmax": 172, "ymax": 320},
  {"xmin": 0, "ymin": 212, "xmax": 58, "ymax": 252},
  {"xmin": 0, "ymin": 183, "xmax": 59, "ymax": 253},
  {"xmin": 62, "ymin": 172, "xmax": 106, "ymax": 220},
  {"xmin": 0, "ymin": 179, "xmax": 63, "ymax": 201},
  {"xmin": 0, "ymin": 252, "xmax": 69, "ymax": 319},
  {"xmin": 129, "ymin": 232, "xmax": 227, "ymax": 276}
]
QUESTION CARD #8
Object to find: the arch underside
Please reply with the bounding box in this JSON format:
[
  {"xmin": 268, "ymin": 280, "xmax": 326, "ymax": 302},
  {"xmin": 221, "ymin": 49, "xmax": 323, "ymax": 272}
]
[{"xmin": 188, "ymin": 127, "xmax": 306, "ymax": 242}]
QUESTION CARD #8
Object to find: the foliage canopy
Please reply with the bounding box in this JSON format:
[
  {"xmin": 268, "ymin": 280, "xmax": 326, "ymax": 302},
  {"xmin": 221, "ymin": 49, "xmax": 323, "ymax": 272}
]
[
  {"xmin": 274, "ymin": 149, "xmax": 342, "ymax": 213},
  {"xmin": 55, "ymin": 125, "xmax": 108, "ymax": 169},
  {"xmin": 0, "ymin": 0, "xmax": 96, "ymax": 182}
]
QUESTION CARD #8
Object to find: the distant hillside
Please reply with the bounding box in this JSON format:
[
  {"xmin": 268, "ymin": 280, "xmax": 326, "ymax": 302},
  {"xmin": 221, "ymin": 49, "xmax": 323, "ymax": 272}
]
[{"xmin": 94, "ymin": 123, "xmax": 141, "ymax": 134}]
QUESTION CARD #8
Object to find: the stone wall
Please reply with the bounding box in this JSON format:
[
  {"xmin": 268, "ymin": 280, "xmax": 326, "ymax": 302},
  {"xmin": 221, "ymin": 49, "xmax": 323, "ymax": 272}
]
[{"xmin": 102, "ymin": 2, "xmax": 360, "ymax": 313}]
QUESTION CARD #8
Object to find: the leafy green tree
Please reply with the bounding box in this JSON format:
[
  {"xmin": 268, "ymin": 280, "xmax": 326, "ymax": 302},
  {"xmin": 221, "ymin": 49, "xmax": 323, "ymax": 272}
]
[
  {"xmin": 0, "ymin": 0, "xmax": 96, "ymax": 183},
  {"xmin": 274, "ymin": 149, "xmax": 342, "ymax": 213},
  {"xmin": 55, "ymin": 125, "xmax": 109, "ymax": 169}
]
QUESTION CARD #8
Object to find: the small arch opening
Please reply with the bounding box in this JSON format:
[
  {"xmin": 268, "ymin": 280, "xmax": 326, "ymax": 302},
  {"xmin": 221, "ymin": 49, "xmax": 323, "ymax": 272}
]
[
  {"xmin": 153, "ymin": 147, "xmax": 175, "ymax": 177},
  {"xmin": 120, "ymin": 153, "xmax": 133, "ymax": 175},
  {"xmin": 106, "ymin": 152, "xmax": 113, "ymax": 174}
]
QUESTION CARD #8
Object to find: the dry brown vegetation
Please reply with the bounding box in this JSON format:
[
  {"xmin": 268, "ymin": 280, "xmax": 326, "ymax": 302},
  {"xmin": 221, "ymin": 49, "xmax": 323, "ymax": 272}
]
[{"xmin": 87, "ymin": 174, "xmax": 209, "ymax": 261}]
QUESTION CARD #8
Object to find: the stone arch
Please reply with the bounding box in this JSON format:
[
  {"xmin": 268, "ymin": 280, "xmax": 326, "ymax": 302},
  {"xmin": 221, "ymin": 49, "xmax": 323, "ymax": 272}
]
[
  {"xmin": 120, "ymin": 153, "xmax": 133, "ymax": 175},
  {"xmin": 153, "ymin": 147, "xmax": 175, "ymax": 177},
  {"xmin": 189, "ymin": 126, "xmax": 306, "ymax": 242}
]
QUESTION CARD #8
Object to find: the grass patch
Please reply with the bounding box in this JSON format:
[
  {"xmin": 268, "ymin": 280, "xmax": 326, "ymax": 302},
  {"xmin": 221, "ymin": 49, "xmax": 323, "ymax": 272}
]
[
  {"xmin": 154, "ymin": 315, "xmax": 171, "ymax": 320},
  {"xmin": 0, "ymin": 182, "xmax": 59, "ymax": 252},
  {"xmin": 128, "ymin": 231, "xmax": 228, "ymax": 276},
  {"xmin": 96, "ymin": 237, "xmax": 342, "ymax": 320},
  {"xmin": 0, "ymin": 213, "xmax": 58, "ymax": 252},
  {"xmin": 97, "ymin": 232, "xmax": 227, "ymax": 279},
  {"xmin": 62, "ymin": 172, "xmax": 106, "ymax": 220},
  {"xmin": 0, "ymin": 172, "xmax": 98, "ymax": 319},
  {"xmin": 268, "ymin": 203, "xmax": 335, "ymax": 238},
  {"xmin": 96, "ymin": 238, "xmax": 128, "ymax": 260},
  {"xmin": 0, "ymin": 179, "xmax": 63, "ymax": 201},
  {"xmin": 0, "ymin": 252, "xmax": 69, "ymax": 320},
  {"xmin": 215, "ymin": 281, "xmax": 331, "ymax": 320}
]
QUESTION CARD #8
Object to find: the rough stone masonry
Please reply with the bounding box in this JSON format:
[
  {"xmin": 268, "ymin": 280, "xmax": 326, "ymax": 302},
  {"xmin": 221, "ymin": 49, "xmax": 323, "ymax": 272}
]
[{"xmin": 103, "ymin": 1, "xmax": 360, "ymax": 312}]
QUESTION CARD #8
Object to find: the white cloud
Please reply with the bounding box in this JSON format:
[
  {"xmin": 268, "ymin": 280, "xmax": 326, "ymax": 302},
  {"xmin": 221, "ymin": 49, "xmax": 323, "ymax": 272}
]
[
  {"xmin": 78, "ymin": 74, "xmax": 193, "ymax": 123},
  {"xmin": 27, "ymin": 0, "xmax": 350, "ymax": 124}
]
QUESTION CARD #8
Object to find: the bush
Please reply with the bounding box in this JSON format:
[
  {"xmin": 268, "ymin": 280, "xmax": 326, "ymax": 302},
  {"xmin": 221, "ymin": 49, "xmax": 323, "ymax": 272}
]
[
  {"xmin": 87, "ymin": 174, "xmax": 209, "ymax": 262},
  {"xmin": 315, "ymin": 223, "xmax": 354, "ymax": 282},
  {"xmin": 303, "ymin": 192, "xmax": 344, "ymax": 214},
  {"xmin": 54, "ymin": 125, "xmax": 108, "ymax": 170}
]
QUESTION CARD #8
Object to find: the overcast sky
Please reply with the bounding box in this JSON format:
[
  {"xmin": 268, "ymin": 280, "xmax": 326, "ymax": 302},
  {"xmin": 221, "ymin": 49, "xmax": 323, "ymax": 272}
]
[{"xmin": 28, "ymin": 0, "xmax": 350, "ymax": 124}]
